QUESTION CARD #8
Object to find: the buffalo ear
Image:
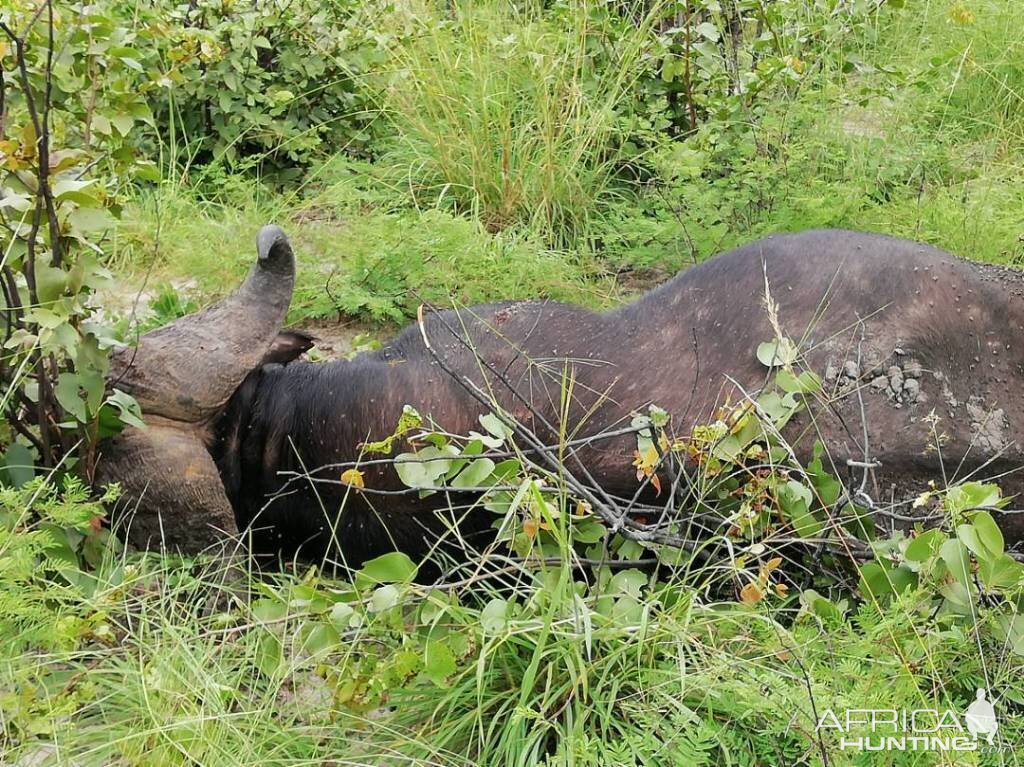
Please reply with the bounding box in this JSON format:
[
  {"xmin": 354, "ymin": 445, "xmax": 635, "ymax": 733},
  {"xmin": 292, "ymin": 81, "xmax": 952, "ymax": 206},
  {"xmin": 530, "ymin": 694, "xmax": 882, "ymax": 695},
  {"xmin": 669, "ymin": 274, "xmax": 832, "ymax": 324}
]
[{"xmin": 261, "ymin": 330, "xmax": 316, "ymax": 366}]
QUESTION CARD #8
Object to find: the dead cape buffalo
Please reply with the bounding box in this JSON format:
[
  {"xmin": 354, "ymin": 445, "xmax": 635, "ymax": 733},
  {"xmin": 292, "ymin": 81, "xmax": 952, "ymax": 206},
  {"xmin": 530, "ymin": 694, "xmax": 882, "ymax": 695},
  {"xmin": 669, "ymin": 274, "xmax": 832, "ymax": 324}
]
[{"xmin": 98, "ymin": 225, "xmax": 1024, "ymax": 567}]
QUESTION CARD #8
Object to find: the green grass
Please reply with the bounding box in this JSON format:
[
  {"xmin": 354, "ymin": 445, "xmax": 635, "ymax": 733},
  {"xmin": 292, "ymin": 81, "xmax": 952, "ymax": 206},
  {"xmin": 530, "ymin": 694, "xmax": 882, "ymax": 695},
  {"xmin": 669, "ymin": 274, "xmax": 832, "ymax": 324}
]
[
  {"xmin": 112, "ymin": 158, "xmax": 618, "ymax": 326},
  {"xmin": 371, "ymin": 0, "xmax": 655, "ymax": 248},
  {"xmin": 4, "ymin": 476, "xmax": 1024, "ymax": 766},
  {"xmin": 7, "ymin": 1, "xmax": 1024, "ymax": 764}
]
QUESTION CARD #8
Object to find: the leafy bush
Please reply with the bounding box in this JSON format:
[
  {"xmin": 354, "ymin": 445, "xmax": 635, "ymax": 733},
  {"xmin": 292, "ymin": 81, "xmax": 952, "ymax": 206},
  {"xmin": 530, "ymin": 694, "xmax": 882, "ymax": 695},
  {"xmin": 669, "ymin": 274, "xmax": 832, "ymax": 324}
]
[
  {"xmin": 0, "ymin": 477, "xmax": 119, "ymax": 655},
  {"xmin": 116, "ymin": 0, "xmax": 387, "ymax": 174},
  {"xmin": 0, "ymin": 2, "xmax": 145, "ymax": 480}
]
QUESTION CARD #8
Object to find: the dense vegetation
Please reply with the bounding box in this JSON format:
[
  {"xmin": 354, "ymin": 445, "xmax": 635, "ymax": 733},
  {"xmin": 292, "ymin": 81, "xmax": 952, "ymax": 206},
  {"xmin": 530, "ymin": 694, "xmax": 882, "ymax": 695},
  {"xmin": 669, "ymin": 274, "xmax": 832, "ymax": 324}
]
[{"xmin": 2, "ymin": 0, "xmax": 1024, "ymax": 764}]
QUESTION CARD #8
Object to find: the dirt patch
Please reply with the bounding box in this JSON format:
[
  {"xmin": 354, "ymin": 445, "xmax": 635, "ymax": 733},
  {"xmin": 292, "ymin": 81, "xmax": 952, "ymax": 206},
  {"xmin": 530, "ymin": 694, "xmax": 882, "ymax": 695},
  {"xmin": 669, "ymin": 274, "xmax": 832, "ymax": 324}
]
[
  {"xmin": 92, "ymin": 276, "xmax": 198, "ymax": 328},
  {"xmin": 966, "ymin": 398, "xmax": 1010, "ymax": 454},
  {"xmin": 293, "ymin": 318, "xmax": 386, "ymax": 359},
  {"xmin": 824, "ymin": 355, "xmax": 926, "ymax": 407},
  {"xmin": 840, "ymin": 100, "xmax": 891, "ymax": 140},
  {"xmin": 613, "ymin": 266, "xmax": 670, "ymax": 294}
]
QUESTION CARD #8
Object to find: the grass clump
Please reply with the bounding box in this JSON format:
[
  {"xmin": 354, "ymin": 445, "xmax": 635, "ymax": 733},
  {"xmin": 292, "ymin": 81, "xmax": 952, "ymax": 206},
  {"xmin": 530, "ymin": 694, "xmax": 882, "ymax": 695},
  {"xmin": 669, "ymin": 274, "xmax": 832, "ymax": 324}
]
[{"xmin": 373, "ymin": 0, "xmax": 654, "ymax": 248}]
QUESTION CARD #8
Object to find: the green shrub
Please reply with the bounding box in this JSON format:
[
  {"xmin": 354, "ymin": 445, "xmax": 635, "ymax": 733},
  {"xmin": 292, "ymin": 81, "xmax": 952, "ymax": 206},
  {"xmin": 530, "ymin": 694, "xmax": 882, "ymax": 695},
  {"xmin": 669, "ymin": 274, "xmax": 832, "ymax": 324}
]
[
  {"xmin": 115, "ymin": 0, "xmax": 387, "ymax": 174},
  {"xmin": 1, "ymin": 2, "xmax": 147, "ymax": 478}
]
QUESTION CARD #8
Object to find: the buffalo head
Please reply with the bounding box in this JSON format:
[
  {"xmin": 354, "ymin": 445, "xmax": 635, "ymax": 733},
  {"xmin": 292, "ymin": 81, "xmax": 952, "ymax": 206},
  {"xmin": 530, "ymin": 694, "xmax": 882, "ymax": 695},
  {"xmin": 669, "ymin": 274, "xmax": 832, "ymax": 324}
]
[{"xmin": 98, "ymin": 225, "xmax": 302, "ymax": 552}]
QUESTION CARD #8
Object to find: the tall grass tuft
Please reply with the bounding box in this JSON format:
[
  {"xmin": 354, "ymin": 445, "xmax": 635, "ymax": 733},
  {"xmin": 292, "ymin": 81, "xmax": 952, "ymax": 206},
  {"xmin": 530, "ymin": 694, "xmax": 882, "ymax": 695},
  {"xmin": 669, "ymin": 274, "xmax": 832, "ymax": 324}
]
[{"xmin": 376, "ymin": 0, "xmax": 656, "ymax": 248}]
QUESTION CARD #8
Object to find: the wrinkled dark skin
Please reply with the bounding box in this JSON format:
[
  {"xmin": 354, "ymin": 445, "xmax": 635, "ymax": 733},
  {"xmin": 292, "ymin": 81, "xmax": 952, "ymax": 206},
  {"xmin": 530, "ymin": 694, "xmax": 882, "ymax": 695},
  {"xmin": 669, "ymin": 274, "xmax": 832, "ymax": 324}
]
[{"xmin": 211, "ymin": 230, "xmax": 1024, "ymax": 568}]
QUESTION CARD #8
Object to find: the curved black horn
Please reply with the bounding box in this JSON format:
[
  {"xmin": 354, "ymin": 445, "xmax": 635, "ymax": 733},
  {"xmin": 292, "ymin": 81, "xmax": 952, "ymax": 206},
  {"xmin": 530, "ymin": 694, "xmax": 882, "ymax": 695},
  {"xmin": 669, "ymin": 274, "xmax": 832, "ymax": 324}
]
[{"xmin": 109, "ymin": 224, "xmax": 297, "ymax": 422}]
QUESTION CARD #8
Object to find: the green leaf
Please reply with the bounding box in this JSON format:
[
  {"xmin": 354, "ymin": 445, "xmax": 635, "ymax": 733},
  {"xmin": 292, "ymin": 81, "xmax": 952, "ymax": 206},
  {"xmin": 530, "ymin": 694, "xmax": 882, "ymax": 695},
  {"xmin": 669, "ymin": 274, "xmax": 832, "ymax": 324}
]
[
  {"xmin": 800, "ymin": 589, "xmax": 843, "ymax": 622},
  {"xmin": 859, "ymin": 561, "xmax": 915, "ymax": 601},
  {"xmin": 648, "ymin": 405, "xmax": 670, "ymax": 428},
  {"xmin": 480, "ymin": 598, "xmax": 509, "ymax": 634},
  {"xmin": 478, "ymin": 413, "xmax": 511, "ymax": 442},
  {"xmin": 328, "ymin": 602, "xmax": 355, "ymax": 630},
  {"xmin": 53, "ymin": 177, "xmax": 101, "ymax": 207},
  {"xmin": 944, "ymin": 482, "xmax": 1002, "ymax": 516},
  {"xmin": 1, "ymin": 443, "xmax": 35, "ymax": 487},
  {"xmin": 256, "ymin": 632, "xmax": 282, "ymax": 676},
  {"xmin": 967, "ymin": 510, "xmax": 1004, "ymax": 559},
  {"xmin": 609, "ymin": 569, "xmax": 646, "ymax": 598},
  {"xmin": 111, "ymin": 113, "xmax": 135, "ymax": 137},
  {"xmin": 940, "ymin": 538, "xmax": 971, "ymax": 588},
  {"xmin": 611, "ymin": 594, "xmax": 644, "ymax": 623},
  {"xmin": 994, "ymin": 614, "xmax": 1024, "ymax": 656},
  {"xmin": 105, "ymin": 389, "xmax": 145, "ymax": 429},
  {"xmin": 54, "ymin": 374, "xmax": 87, "ymax": 423},
  {"xmin": 939, "ymin": 580, "xmax": 974, "ymax": 612},
  {"xmin": 979, "ymin": 554, "xmax": 1024, "ymax": 591},
  {"xmin": 755, "ymin": 390, "xmax": 801, "ymax": 428},
  {"xmin": 450, "ymin": 457, "xmax": 496, "ymax": 489},
  {"xmin": 756, "ymin": 338, "xmax": 797, "ymax": 368},
  {"xmin": 395, "ymin": 445, "xmax": 458, "ymax": 488},
  {"xmin": 790, "ymin": 507, "xmax": 824, "ymax": 539},
  {"xmin": 423, "ymin": 639, "xmax": 456, "ymax": 686},
  {"xmin": 251, "ymin": 597, "xmax": 287, "ymax": 623},
  {"xmin": 370, "ymin": 584, "xmax": 400, "ymax": 612},
  {"xmin": 777, "ymin": 368, "xmax": 822, "ymax": 394},
  {"xmin": 67, "ymin": 206, "xmax": 114, "ymax": 235},
  {"xmin": 358, "ymin": 552, "xmax": 417, "ymax": 584},
  {"xmin": 957, "ymin": 524, "xmax": 988, "ymax": 563},
  {"xmin": 34, "ymin": 263, "xmax": 67, "ymax": 303},
  {"xmin": 302, "ymin": 622, "xmax": 340, "ymax": 656},
  {"xmin": 572, "ymin": 517, "xmax": 606, "ymax": 544},
  {"xmin": 696, "ymin": 21, "xmax": 720, "ymax": 41},
  {"xmin": 778, "ymin": 480, "xmax": 821, "ymax": 537},
  {"xmin": 904, "ymin": 529, "xmax": 946, "ymax": 562},
  {"xmin": 92, "ymin": 114, "xmax": 112, "ymax": 136}
]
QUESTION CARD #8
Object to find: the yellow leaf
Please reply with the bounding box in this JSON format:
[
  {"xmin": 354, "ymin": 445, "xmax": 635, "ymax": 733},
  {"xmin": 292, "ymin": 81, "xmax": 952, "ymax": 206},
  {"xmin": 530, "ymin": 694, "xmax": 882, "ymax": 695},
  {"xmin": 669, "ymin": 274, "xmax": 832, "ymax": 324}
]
[
  {"xmin": 765, "ymin": 556, "xmax": 784, "ymax": 572},
  {"xmin": 632, "ymin": 445, "xmax": 659, "ymax": 473},
  {"xmin": 19, "ymin": 122, "xmax": 37, "ymax": 161},
  {"xmin": 949, "ymin": 1, "xmax": 975, "ymax": 25},
  {"xmin": 523, "ymin": 518, "xmax": 539, "ymax": 539},
  {"xmin": 740, "ymin": 581, "xmax": 765, "ymax": 605},
  {"xmin": 340, "ymin": 468, "xmax": 365, "ymax": 489},
  {"xmin": 774, "ymin": 582, "xmax": 790, "ymax": 597}
]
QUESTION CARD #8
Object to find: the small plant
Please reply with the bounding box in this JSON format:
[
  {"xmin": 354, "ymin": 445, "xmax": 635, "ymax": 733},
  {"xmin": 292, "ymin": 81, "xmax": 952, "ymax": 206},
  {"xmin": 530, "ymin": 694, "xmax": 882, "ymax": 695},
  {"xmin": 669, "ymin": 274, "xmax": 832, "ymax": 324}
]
[
  {"xmin": 0, "ymin": 2, "xmax": 144, "ymax": 483},
  {"xmin": 115, "ymin": 0, "xmax": 387, "ymax": 174},
  {"xmin": 139, "ymin": 283, "xmax": 198, "ymax": 331}
]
